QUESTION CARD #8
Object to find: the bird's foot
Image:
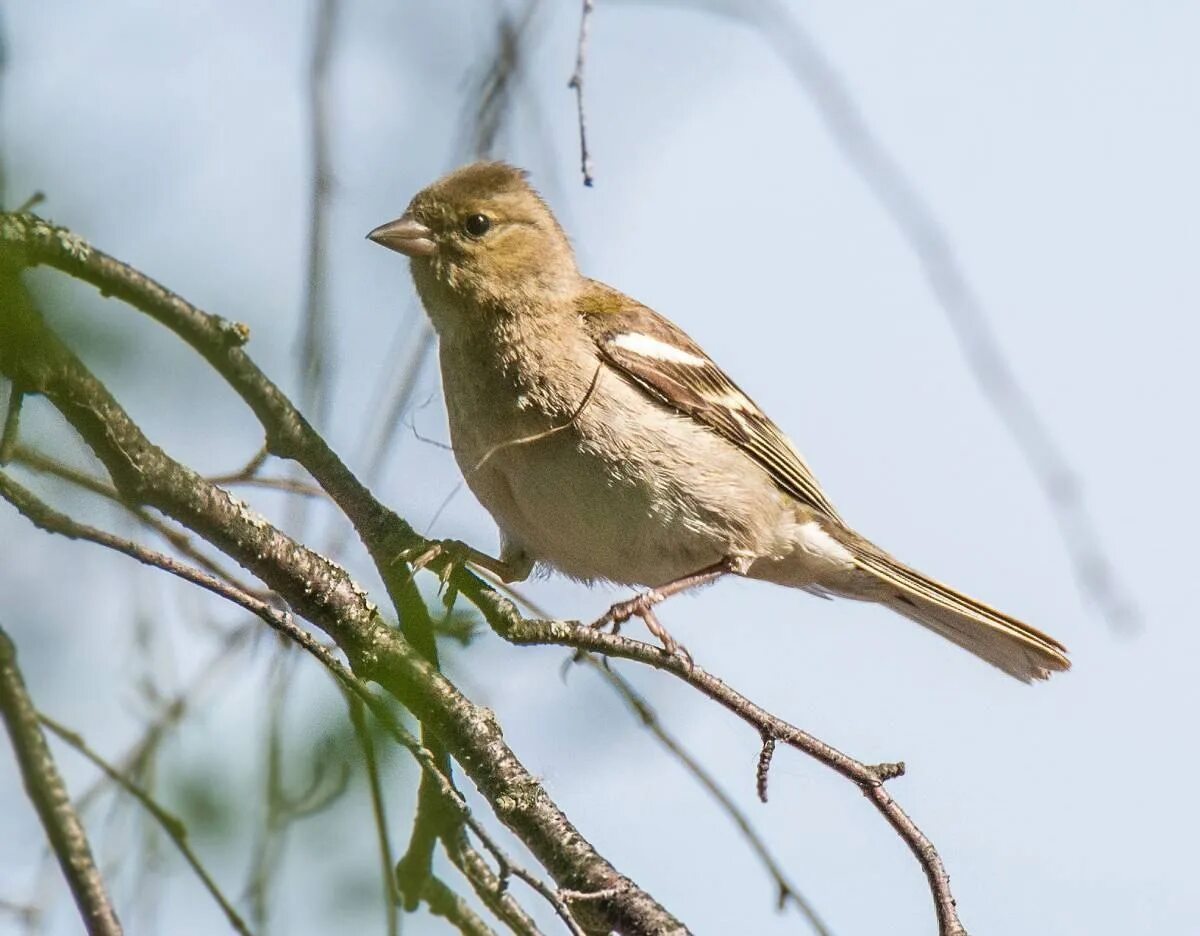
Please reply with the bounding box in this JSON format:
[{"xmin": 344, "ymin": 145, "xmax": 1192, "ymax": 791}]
[
  {"xmin": 392, "ymin": 539, "xmax": 473, "ymax": 590},
  {"xmin": 592, "ymin": 591, "xmax": 692, "ymax": 667},
  {"xmin": 394, "ymin": 539, "xmax": 522, "ymax": 587}
]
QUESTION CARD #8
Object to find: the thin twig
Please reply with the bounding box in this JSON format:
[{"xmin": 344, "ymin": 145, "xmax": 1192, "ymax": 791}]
[
  {"xmin": 209, "ymin": 475, "xmax": 327, "ymax": 498},
  {"xmin": 503, "ymin": 581, "xmax": 830, "ymax": 929},
  {"xmin": 465, "ymin": 581, "xmax": 966, "ymax": 936},
  {"xmin": 295, "ymin": 0, "xmax": 338, "ymax": 429},
  {"xmin": 443, "ymin": 835, "xmax": 543, "ymax": 936},
  {"xmin": 244, "ymin": 652, "xmax": 292, "ymax": 931},
  {"xmin": 355, "ymin": 313, "xmax": 435, "ymax": 496},
  {"xmin": 8, "ymin": 444, "xmax": 261, "ymax": 595},
  {"xmin": 346, "ymin": 693, "xmax": 399, "ymax": 936},
  {"xmin": 74, "ymin": 625, "xmax": 255, "ymax": 815},
  {"xmin": 567, "ymin": 0, "xmax": 596, "ymax": 186},
  {"xmin": 38, "ymin": 714, "xmax": 253, "ymax": 936},
  {"xmin": 464, "ymin": 0, "xmax": 541, "ymax": 160},
  {"xmin": 772, "ymin": 2, "xmax": 1135, "ymax": 630},
  {"xmin": 593, "ymin": 660, "xmax": 828, "ymax": 930},
  {"xmin": 470, "ymin": 363, "xmax": 602, "ymax": 474},
  {"xmin": 286, "ymin": 0, "xmax": 339, "ymax": 542},
  {"xmin": 0, "ymin": 625, "xmax": 123, "ymax": 936},
  {"xmin": 0, "ymin": 469, "xmax": 279, "ymax": 629}
]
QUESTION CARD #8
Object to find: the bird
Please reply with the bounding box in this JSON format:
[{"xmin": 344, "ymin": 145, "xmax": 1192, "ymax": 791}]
[{"xmin": 367, "ymin": 161, "xmax": 1070, "ymax": 682}]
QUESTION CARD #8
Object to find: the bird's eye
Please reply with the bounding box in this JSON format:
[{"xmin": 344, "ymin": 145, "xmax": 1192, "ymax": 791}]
[{"xmin": 463, "ymin": 213, "xmax": 491, "ymax": 237}]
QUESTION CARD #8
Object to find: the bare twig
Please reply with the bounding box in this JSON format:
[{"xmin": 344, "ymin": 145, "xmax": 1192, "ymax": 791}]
[
  {"xmin": 567, "ymin": 0, "xmax": 596, "ymax": 186},
  {"xmin": 464, "ymin": 0, "xmax": 541, "ymax": 161},
  {"xmin": 587, "ymin": 659, "xmax": 829, "ymax": 931},
  {"xmin": 443, "ymin": 836, "xmax": 543, "ymax": 936},
  {"xmin": 346, "ymin": 693, "xmax": 399, "ymax": 936},
  {"xmin": 8, "ymin": 443, "xmax": 260, "ymax": 595},
  {"xmin": 466, "ymin": 581, "xmax": 965, "ymax": 936},
  {"xmin": 0, "ymin": 625, "xmax": 123, "ymax": 936},
  {"xmin": 209, "ymin": 474, "xmax": 327, "ymax": 498},
  {"xmin": 74, "ymin": 625, "xmax": 255, "ymax": 815},
  {"xmin": 502, "ymin": 581, "xmax": 829, "ymax": 929},
  {"xmin": 295, "ymin": 0, "xmax": 338, "ymax": 430},
  {"xmin": 38, "ymin": 714, "xmax": 252, "ymax": 936},
  {"xmin": 357, "ymin": 320, "xmax": 436, "ymax": 488},
  {"xmin": 0, "ymin": 469, "xmax": 278, "ymax": 629},
  {"xmin": 15, "ymin": 191, "xmax": 45, "ymax": 214},
  {"xmin": 244, "ymin": 653, "xmax": 292, "ymax": 930}
]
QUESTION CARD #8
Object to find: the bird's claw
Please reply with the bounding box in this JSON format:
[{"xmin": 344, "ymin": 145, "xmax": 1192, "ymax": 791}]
[
  {"xmin": 592, "ymin": 591, "xmax": 692, "ymax": 667},
  {"xmin": 393, "ymin": 539, "xmax": 470, "ymax": 586}
]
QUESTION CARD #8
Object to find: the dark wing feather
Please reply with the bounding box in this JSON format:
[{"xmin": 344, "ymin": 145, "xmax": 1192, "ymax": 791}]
[{"xmin": 582, "ymin": 291, "xmax": 843, "ymax": 523}]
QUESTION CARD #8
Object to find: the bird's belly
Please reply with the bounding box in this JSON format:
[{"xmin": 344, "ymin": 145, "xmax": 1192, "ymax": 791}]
[{"xmin": 457, "ymin": 406, "xmax": 797, "ymax": 587}]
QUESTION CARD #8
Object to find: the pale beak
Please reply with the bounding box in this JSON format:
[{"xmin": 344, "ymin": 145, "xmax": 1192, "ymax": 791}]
[{"xmin": 366, "ymin": 215, "xmax": 437, "ymax": 258}]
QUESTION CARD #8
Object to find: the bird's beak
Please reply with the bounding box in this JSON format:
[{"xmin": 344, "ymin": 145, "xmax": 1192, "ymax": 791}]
[{"xmin": 366, "ymin": 215, "xmax": 437, "ymax": 258}]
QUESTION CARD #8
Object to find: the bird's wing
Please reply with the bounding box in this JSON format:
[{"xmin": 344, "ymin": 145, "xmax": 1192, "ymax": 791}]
[{"xmin": 581, "ymin": 291, "xmax": 844, "ymax": 524}]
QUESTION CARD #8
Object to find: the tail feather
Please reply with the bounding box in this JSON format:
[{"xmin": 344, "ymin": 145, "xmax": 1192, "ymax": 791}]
[{"xmin": 845, "ymin": 541, "xmax": 1070, "ymax": 683}]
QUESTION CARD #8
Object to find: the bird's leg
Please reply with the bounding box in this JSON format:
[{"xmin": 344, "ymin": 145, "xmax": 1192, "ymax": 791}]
[{"xmin": 593, "ymin": 555, "xmax": 751, "ymax": 660}]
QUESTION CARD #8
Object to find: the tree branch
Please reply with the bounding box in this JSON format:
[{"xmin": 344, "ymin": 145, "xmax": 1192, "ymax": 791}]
[
  {"xmin": 502, "ymin": 581, "xmax": 828, "ymax": 928},
  {"xmin": 423, "ymin": 873, "xmax": 500, "ymax": 936},
  {"xmin": 0, "ymin": 226, "xmax": 684, "ymax": 933},
  {"xmin": 468, "ymin": 582, "xmax": 965, "ymax": 936},
  {"xmin": 2, "ymin": 212, "xmax": 968, "ymax": 934},
  {"xmin": 0, "ymin": 625, "xmax": 123, "ymax": 936},
  {"xmin": 586, "ymin": 657, "xmax": 830, "ymax": 932}
]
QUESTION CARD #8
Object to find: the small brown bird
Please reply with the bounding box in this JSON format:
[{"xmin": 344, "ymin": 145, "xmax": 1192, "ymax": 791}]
[{"xmin": 368, "ymin": 162, "xmax": 1070, "ymax": 682}]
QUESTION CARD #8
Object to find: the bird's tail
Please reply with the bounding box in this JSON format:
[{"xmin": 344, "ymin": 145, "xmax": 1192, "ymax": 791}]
[{"xmin": 842, "ymin": 539, "xmax": 1070, "ymax": 683}]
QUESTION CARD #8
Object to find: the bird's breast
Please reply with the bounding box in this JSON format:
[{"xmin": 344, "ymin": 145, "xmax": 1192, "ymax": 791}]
[{"xmin": 434, "ymin": 330, "xmax": 800, "ymax": 585}]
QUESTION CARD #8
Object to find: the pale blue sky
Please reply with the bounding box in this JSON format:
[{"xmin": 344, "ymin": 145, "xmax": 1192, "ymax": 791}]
[{"xmin": 2, "ymin": 3, "xmax": 1196, "ymax": 934}]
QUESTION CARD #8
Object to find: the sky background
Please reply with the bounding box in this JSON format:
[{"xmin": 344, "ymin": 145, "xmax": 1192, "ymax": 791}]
[{"xmin": 1, "ymin": 2, "xmax": 1197, "ymax": 934}]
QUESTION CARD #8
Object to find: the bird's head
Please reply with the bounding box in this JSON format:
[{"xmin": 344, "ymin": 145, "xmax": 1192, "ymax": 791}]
[{"xmin": 368, "ymin": 162, "xmax": 578, "ymax": 327}]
